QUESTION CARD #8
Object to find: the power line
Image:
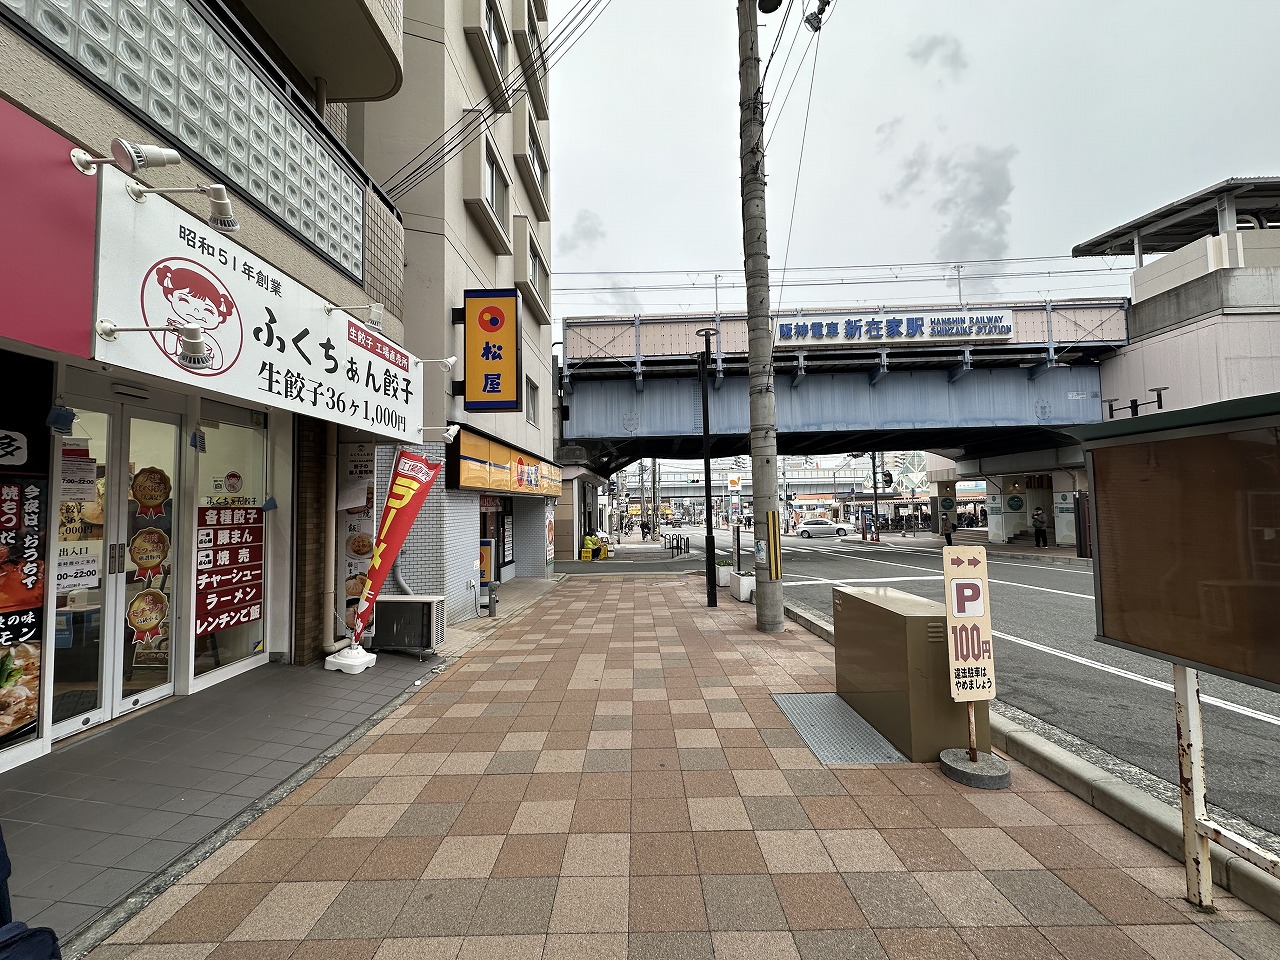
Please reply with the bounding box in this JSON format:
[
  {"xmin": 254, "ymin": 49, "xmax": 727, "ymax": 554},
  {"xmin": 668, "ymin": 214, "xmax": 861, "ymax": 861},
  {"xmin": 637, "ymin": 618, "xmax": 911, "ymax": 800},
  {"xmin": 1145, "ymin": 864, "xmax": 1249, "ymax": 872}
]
[
  {"xmin": 775, "ymin": 28, "xmax": 822, "ymax": 315},
  {"xmin": 552, "ymin": 252, "xmax": 1131, "ymax": 277}
]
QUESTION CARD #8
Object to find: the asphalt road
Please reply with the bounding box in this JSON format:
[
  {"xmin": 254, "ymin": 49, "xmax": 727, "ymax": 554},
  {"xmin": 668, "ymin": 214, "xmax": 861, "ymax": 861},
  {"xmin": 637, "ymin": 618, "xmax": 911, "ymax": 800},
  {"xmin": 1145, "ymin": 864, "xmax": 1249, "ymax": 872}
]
[{"xmin": 708, "ymin": 528, "xmax": 1280, "ymax": 841}]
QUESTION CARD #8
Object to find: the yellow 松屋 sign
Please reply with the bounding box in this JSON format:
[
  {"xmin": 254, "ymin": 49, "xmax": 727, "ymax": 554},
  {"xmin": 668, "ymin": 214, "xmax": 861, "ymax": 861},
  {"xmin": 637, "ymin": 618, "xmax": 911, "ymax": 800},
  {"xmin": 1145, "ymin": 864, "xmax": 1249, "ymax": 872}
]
[
  {"xmin": 457, "ymin": 430, "xmax": 561, "ymax": 496},
  {"xmin": 464, "ymin": 289, "xmax": 521, "ymax": 412},
  {"xmin": 942, "ymin": 545, "xmax": 996, "ymax": 702}
]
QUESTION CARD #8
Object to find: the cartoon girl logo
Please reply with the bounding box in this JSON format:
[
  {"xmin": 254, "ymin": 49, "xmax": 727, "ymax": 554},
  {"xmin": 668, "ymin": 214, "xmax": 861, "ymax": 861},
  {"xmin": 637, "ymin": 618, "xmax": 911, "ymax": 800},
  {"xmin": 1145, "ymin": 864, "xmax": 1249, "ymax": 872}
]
[{"xmin": 139, "ymin": 259, "xmax": 243, "ymax": 376}]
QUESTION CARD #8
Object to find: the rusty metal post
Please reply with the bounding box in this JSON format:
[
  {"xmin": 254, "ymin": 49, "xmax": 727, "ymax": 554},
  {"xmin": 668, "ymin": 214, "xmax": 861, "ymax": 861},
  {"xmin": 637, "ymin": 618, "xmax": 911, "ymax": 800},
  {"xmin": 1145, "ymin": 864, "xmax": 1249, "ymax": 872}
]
[
  {"xmin": 967, "ymin": 702, "xmax": 978, "ymax": 763},
  {"xmin": 1174, "ymin": 664, "xmax": 1214, "ymax": 910}
]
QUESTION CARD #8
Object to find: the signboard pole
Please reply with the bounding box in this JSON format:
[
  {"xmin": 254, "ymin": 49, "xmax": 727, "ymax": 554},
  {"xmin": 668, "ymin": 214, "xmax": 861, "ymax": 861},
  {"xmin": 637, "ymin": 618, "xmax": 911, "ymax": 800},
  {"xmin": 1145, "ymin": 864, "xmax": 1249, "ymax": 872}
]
[
  {"xmin": 1174, "ymin": 665, "xmax": 1214, "ymax": 910},
  {"xmin": 967, "ymin": 702, "xmax": 978, "ymax": 764}
]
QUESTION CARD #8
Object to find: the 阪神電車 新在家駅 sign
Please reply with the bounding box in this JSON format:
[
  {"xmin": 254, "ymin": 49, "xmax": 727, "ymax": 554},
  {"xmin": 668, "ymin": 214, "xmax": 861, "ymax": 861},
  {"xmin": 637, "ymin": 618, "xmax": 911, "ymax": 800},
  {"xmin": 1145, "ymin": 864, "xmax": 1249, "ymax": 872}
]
[{"xmin": 773, "ymin": 308, "xmax": 1014, "ymax": 347}]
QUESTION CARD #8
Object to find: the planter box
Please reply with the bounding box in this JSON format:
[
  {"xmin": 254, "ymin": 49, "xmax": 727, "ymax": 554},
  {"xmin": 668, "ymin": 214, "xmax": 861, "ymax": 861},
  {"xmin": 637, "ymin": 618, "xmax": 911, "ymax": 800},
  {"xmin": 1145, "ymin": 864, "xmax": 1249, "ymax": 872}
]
[
  {"xmin": 730, "ymin": 571, "xmax": 755, "ymax": 603},
  {"xmin": 716, "ymin": 565, "xmax": 732, "ymax": 586}
]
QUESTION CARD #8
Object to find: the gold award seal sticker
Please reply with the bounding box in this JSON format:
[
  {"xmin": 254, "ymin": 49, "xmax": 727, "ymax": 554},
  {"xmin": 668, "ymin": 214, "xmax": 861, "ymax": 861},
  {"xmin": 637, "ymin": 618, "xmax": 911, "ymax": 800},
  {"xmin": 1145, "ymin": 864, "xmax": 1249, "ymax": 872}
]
[
  {"xmin": 127, "ymin": 588, "xmax": 169, "ymax": 643},
  {"xmin": 129, "ymin": 528, "xmax": 170, "ymax": 582},
  {"xmin": 131, "ymin": 467, "xmax": 172, "ymax": 519}
]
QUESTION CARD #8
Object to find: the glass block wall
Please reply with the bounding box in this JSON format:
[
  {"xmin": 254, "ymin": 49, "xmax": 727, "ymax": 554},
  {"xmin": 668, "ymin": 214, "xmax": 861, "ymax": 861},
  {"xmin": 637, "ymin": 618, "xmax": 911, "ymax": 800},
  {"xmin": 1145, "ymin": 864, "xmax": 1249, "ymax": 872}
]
[{"xmin": 3, "ymin": 0, "xmax": 365, "ymax": 279}]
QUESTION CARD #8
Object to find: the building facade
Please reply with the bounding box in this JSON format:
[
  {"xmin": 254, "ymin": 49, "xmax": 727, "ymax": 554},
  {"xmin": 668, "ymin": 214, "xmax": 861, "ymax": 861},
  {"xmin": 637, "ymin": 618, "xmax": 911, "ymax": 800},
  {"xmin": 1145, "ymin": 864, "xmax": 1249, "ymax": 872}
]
[
  {"xmin": 356, "ymin": 0, "xmax": 559, "ymax": 621},
  {"xmin": 0, "ymin": 2, "xmax": 449, "ymax": 772}
]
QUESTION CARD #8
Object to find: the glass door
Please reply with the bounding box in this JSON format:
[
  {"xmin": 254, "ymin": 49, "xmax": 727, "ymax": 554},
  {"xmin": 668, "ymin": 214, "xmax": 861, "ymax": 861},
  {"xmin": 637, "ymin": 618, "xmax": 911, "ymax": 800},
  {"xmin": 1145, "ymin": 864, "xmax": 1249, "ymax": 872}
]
[{"xmin": 52, "ymin": 402, "xmax": 182, "ymax": 736}]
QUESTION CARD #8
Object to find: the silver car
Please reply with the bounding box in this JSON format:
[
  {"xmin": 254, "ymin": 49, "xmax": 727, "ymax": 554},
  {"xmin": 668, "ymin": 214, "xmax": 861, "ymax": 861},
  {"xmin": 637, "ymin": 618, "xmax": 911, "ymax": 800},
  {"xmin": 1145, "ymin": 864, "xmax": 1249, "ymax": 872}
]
[{"xmin": 797, "ymin": 518, "xmax": 847, "ymax": 538}]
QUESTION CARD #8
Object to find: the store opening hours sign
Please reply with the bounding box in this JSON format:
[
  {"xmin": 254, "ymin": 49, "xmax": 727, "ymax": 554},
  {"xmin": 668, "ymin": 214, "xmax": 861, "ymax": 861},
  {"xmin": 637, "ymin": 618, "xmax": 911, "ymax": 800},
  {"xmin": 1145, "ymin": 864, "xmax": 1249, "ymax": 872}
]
[
  {"xmin": 942, "ymin": 546, "xmax": 996, "ymax": 702},
  {"xmin": 93, "ymin": 166, "xmax": 424, "ymax": 442}
]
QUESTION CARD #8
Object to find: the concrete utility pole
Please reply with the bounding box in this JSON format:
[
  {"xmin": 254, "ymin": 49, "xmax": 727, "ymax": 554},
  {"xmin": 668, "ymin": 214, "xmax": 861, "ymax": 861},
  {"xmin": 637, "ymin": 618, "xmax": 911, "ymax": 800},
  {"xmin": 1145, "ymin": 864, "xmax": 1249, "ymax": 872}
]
[
  {"xmin": 650, "ymin": 457, "xmax": 659, "ymax": 537},
  {"xmin": 737, "ymin": 0, "xmax": 784, "ymax": 632}
]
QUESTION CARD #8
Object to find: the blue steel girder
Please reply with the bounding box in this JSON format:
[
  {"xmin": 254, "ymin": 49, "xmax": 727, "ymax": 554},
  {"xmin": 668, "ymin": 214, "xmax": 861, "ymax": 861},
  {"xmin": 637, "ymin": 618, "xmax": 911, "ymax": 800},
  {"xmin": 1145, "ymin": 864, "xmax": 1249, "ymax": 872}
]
[{"xmin": 563, "ymin": 364, "xmax": 1103, "ymax": 442}]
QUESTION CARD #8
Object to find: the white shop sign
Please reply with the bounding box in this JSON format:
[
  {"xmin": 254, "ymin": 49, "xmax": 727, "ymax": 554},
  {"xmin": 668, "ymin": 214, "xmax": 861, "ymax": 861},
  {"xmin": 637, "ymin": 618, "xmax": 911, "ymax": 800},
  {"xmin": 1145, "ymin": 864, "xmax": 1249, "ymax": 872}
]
[{"xmin": 94, "ymin": 166, "xmax": 423, "ymax": 442}]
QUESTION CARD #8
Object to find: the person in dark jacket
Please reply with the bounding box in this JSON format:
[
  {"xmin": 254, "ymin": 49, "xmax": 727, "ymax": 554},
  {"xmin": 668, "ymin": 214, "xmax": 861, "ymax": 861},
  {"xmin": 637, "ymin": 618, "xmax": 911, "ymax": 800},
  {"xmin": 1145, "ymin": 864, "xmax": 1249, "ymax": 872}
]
[{"xmin": 1032, "ymin": 506, "xmax": 1049, "ymax": 548}]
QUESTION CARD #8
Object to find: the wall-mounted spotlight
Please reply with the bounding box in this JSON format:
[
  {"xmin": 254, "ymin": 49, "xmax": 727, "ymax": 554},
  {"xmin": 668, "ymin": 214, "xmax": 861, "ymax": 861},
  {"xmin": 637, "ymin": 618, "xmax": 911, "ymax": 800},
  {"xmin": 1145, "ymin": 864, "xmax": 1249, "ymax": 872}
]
[
  {"xmin": 421, "ymin": 424, "xmax": 461, "ymax": 443},
  {"xmin": 125, "ymin": 181, "xmax": 239, "ymax": 235},
  {"xmin": 71, "ymin": 138, "xmax": 181, "ymax": 175},
  {"xmin": 417, "ymin": 355, "xmax": 457, "ymax": 373},
  {"xmin": 95, "ymin": 319, "xmax": 211, "ymax": 370},
  {"xmin": 325, "ymin": 302, "xmax": 385, "ymax": 330}
]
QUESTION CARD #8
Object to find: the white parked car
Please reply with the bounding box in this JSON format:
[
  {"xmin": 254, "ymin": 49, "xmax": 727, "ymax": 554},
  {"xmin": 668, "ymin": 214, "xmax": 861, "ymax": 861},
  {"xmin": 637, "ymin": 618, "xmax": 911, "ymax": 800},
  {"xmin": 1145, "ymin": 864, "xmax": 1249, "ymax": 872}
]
[{"xmin": 797, "ymin": 518, "xmax": 847, "ymax": 538}]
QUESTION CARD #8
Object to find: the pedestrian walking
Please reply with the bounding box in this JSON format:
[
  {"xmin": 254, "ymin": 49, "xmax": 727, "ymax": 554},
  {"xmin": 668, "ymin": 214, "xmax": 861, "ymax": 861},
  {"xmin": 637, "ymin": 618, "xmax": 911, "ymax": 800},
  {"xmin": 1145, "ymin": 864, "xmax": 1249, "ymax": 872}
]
[{"xmin": 1032, "ymin": 506, "xmax": 1049, "ymax": 548}]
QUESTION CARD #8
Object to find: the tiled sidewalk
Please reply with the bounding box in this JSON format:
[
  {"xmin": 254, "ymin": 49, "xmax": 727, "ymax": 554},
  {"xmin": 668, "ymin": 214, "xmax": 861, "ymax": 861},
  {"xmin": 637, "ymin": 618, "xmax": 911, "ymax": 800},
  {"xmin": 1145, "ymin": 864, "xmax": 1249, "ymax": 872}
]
[{"xmin": 88, "ymin": 576, "xmax": 1280, "ymax": 960}]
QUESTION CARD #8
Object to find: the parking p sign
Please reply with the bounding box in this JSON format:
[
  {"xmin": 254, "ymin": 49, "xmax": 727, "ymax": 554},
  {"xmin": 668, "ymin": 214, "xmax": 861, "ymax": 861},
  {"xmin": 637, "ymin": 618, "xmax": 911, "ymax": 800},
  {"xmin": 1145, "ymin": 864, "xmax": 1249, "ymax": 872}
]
[{"xmin": 942, "ymin": 545, "xmax": 996, "ymax": 702}]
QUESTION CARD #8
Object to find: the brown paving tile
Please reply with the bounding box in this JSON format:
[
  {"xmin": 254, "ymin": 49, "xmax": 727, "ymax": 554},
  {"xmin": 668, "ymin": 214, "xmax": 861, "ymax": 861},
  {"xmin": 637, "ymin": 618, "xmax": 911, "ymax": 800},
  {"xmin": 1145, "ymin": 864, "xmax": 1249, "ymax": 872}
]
[
  {"xmin": 942, "ymin": 829, "xmax": 1042, "ymax": 870},
  {"xmin": 510, "ymin": 799, "xmax": 576, "ymax": 833},
  {"xmin": 629, "ymin": 875, "xmax": 709, "ymax": 931},
  {"xmin": 633, "ymin": 771, "xmax": 686, "ymax": 799},
  {"xmin": 701, "ymin": 874, "xmax": 788, "ymax": 931},
  {"xmin": 544, "ymin": 933, "xmax": 626, "ymax": 960},
  {"xmin": 467, "ymin": 877, "xmax": 558, "ymax": 936},
  {"xmin": 149, "ymin": 883, "xmax": 276, "ymax": 943},
  {"xmin": 417, "ymin": 776, "xmax": 481, "ymax": 803},
  {"xmin": 724, "ymin": 748, "xmax": 778, "ymax": 770},
  {"xmin": 678, "ymin": 748, "xmax": 730, "ymax": 771},
  {"xmin": 915, "ymin": 871, "xmax": 1027, "ymax": 927},
  {"xmin": 883, "ymin": 766, "xmax": 957, "ymax": 795},
  {"xmin": 1066, "ymin": 824, "xmax": 1176, "ymax": 868},
  {"xmin": 784, "ymin": 769, "xmax": 846, "ymax": 796},
  {"xmin": 757, "ymin": 830, "xmax": 837, "ymax": 873},
  {"xmin": 579, "ymin": 772, "xmax": 632, "ymax": 800},
  {"xmin": 1022, "ymin": 791, "xmax": 1114, "ymax": 826},
  {"xmin": 352, "ymin": 836, "xmax": 442, "ymax": 880},
  {"xmin": 216, "ymin": 838, "xmax": 316, "ymax": 882},
  {"xmin": 1006, "ymin": 827, "xmax": 1114, "ymax": 870},
  {"xmin": 817, "ymin": 829, "xmax": 906, "ymax": 872},
  {"xmin": 283, "ymin": 940, "xmax": 379, "ymax": 960},
  {"xmin": 716, "ymin": 728, "xmax": 767, "ymax": 749},
  {"xmin": 683, "ymin": 770, "xmax": 739, "ymax": 798},
  {"xmin": 630, "ymin": 832, "xmax": 698, "ymax": 875},
  {"xmin": 491, "ymin": 834, "xmax": 568, "ymax": 878},
  {"xmin": 633, "ymin": 728, "xmax": 677, "ymax": 748},
  {"xmin": 799, "ymin": 796, "xmax": 871, "ymax": 829},
  {"xmin": 984, "ymin": 869, "xmax": 1107, "ymax": 926},
  {"xmin": 524, "ymin": 773, "xmax": 581, "ymax": 800},
  {"xmin": 793, "ymin": 930, "xmax": 888, "ymax": 960},
  {"xmin": 958, "ymin": 928, "xmax": 1066, "ymax": 960},
  {"xmin": 470, "ymin": 773, "xmax": 531, "ymax": 803},
  {"xmin": 448, "ymin": 801, "xmax": 520, "ymax": 836},
  {"xmin": 570, "ymin": 798, "xmax": 630, "ymax": 832},
  {"xmin": 391, "ymin": 798, "xmax": 468, "ymax": 839},
  {"xmin": 709, "ymin": 931, "xmax": 802, "ymax": 960},
  {"xmin": 773, "ymin": 873, "xmax": 867, "ymax": 930},
  {"xmin": 915, "ymin": 793, "xmax": 996, "ymax": 828},
  {"xmin": 386, "ymin": 877, "xmax": 486, "ymax": 938},
  {"xmin": 549, "ymin": 876, "xmax": 629, "ymax": 933},
  {"xmin": 627, "ymin": 931, "xmax": 713, "ymax": 960},
  {"xmin": 853, "ymin": 795, "xmax": 932, "ymax": 829},
  {"xmin": 875, "ymin": 928, "xmax": 977, "ymax": 960},
  {"xmin": 833, "ymin": 769, "xmax": 902, "ymax": 795},
  {"xmin": 882, "ymin": 829, "xmax": 974, "ymax": 871},
  {"xmin": 631, "ymin": 796, "xmax": 692, "ymax": 832},
  {"xmin": 545, "ymin": 731, "xmax": 591, "ymax": 750},
  {"xmin": 1040, "ymin": 926, "xmax": 1154, "ymax": 960},
  {"xmin": 693, "ymin": 831, "xmax": 768, "ymax": 875},
  {"xmin": 283, "ymin": 838, "xmax": 378, "ymax": 882},
  {"xmin": 844, "ymin": 873, "xmax": 948, "ymax": 928},
  {"xmin": 205, "ymin": 944, "xmax": 297, "ymax": 960},
  {"xmin": 632, "ymin": 748, "xmax": 680, "ymax": 771},
  {"xmin": 1056, "ymin": 869, "xmax": 1191, "ymax": 925},
  {"xmin": 1121, "ymin": 924, "xmax": 1244, "ymax": 960},
  {"xmin": 966, "ymin": 793, "xmax": 1056, "ymax": 828},
  {"xmin": 227, "ymin": 880, "xmax": 346, "ymax": 941},
  {"xmin": 266, "ymin": 806, "xmax": 353, "ymax": 840},
  {"xmin": 744, "ymin": 796, "xmax": 813, "ymax": 830}
]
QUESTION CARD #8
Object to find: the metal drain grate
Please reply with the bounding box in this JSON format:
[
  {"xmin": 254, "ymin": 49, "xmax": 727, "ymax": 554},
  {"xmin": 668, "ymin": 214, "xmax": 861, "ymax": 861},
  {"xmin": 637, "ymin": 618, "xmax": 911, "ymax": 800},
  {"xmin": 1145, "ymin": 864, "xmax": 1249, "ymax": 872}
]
[{"xmin": 773, "ymin": 693, "xmax": 909, "ymax": 764}]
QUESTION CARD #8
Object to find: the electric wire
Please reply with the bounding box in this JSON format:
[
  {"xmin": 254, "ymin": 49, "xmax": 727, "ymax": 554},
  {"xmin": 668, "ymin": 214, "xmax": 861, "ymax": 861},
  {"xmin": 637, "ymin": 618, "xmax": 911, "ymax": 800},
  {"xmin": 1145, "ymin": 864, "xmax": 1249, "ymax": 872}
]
[
  {"xmin": 774, "ymin": 28, "xmax": 822, "ymax": 316},
  {"xmin": 553, "ymin": 252, "xmax": 1123, "ymax": 277},
  {"xmin": 760, "ymin": 0, "xmax": 797, "ymax": 85},
  {"xmin": 382, "ymin": 0, "xmax": 599, "ymax": 193},
  {"xmin": 386, "ymin": 0, "xmax": 611, "ymax": 201}
]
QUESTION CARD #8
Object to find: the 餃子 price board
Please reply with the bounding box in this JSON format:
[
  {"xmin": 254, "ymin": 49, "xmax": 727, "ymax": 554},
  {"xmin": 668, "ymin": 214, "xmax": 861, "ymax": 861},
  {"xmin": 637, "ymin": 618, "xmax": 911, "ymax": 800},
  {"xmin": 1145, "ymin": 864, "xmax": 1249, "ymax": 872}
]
[{"xmin": 942, "ymin": 545, "xmax": 996, "ymax": 702}]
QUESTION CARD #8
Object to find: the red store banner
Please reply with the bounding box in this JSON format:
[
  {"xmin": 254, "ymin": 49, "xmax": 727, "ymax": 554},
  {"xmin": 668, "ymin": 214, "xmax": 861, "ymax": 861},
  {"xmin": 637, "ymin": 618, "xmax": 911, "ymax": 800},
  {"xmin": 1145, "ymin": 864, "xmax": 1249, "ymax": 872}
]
[
  {"xmin": 352, "ymin": 452, "xmax": 441, "ymax": 645},
  {"xmin": 195, "ymin": 505, "xmax": 266, "ymax": 637}
]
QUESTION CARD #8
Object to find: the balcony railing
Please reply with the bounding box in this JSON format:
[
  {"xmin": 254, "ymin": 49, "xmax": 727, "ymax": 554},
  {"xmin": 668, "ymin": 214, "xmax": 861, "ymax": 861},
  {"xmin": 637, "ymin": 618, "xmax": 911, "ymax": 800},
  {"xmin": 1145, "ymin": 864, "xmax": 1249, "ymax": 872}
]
[{"xmin": 1, "ymin": 0, "xmax": 402, "ymax": 282}]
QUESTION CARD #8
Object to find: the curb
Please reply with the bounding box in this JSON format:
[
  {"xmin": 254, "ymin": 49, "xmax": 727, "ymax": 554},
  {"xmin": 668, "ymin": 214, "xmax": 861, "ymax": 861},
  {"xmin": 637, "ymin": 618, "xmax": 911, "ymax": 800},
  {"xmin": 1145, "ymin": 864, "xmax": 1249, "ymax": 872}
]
[
  {"xmin": 783, "ymin": 601, "xmax": 1280, "ymax": 923},
  {"xmin": 989, "ymin": 714, "xmax": 1280, "ymax": 923},
  {"xmin": 841, "ymin": 538, "xmax": 1093, "ymax": 569}
]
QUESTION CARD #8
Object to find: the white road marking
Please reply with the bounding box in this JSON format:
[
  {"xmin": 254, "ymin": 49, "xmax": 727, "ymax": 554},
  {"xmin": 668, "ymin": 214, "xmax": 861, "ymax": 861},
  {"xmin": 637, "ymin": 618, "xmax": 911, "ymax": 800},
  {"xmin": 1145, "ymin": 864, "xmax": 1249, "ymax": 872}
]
[
  {"xmin": 993, "ymin": 630, "xmax": 1280, "ymax": 727},
  {"xmin": 783, "ymin": 575, "xmax": 942, "ymax": 587},
  {"xmin": 841, "ymin": 541, "xmax": 1095, "ymax": 575}
]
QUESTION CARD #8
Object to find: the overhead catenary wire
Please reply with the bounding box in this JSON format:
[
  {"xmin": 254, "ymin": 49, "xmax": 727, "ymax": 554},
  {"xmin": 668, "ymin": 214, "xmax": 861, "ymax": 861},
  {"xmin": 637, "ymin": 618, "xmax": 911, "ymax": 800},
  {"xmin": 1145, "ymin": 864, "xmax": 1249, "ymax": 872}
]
[
  {"xmin": 386, "ymin": 0, "xmax": 612, "ymax": 202},
  {"xmin": 552, "ymin": 252, "xmax": 1132, "ymax": 277},
  {"xmin": 774, "ymin": 27, "xmax": 822, "ymax": 316}
]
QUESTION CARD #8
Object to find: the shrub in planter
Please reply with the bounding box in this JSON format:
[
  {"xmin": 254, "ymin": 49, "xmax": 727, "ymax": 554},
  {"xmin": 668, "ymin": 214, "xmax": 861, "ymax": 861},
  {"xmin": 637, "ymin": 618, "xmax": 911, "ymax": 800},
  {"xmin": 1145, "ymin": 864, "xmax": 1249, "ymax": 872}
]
[{"xmin": 715, "ymin": 558, "xmax": 733, "ymax": 586}]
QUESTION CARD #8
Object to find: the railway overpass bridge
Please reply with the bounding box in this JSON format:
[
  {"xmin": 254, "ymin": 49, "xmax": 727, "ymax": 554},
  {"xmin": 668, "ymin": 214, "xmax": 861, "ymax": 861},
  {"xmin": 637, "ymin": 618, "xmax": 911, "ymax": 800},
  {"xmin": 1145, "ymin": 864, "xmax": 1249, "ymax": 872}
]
[{"xmin": 558, "ymin": 299, "xmax": 1128, "ymax": 475}]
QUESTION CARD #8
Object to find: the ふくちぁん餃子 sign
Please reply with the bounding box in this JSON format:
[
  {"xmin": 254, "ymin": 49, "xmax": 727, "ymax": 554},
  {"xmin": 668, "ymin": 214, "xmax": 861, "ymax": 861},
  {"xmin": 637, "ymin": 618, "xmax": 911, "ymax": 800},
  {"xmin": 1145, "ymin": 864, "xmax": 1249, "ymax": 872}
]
[{"xmin": 464, "ymin": 289, "xmax": 521, "ymax": 412}]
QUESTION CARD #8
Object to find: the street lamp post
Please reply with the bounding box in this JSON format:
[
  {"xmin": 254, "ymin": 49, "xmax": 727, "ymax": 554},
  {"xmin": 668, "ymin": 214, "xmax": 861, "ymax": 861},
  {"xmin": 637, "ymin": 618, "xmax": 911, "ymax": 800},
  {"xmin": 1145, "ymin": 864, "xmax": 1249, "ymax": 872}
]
[{"xmin": 697, "ymin": 328, "xmax": 717, "ymax": 607}]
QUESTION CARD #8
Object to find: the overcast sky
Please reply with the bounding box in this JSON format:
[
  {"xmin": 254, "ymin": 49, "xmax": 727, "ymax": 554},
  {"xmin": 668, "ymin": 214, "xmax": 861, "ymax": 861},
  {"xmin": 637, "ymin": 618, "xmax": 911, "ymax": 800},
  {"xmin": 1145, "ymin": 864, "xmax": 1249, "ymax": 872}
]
[{"xmin": 548, "ymin": 0, "xmax": 1280, "ymax": 319}]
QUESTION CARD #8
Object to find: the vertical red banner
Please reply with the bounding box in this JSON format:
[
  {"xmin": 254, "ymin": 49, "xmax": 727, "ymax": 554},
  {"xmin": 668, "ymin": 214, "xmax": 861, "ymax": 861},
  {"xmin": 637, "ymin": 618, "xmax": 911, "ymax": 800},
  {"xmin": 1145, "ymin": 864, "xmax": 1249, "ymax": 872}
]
[{"xmin": 352, "ymin": 451, "xmax": 441, "ymax": 644}]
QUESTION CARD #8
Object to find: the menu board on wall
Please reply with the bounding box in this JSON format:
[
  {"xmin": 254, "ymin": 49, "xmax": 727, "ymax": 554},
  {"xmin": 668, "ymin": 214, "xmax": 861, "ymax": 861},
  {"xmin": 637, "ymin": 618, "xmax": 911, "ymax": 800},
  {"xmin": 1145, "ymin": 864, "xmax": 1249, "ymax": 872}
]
[
  {"xmin": 194, "ymin": 506, "xmax": 264, "ymax": 638},
  {"xmin": 0, "ymin": 352, "xmax": 52, "ymax": 748},
  {"xmin": 338, "ymin": 444, "xmax": 376, "ymax": 638}
]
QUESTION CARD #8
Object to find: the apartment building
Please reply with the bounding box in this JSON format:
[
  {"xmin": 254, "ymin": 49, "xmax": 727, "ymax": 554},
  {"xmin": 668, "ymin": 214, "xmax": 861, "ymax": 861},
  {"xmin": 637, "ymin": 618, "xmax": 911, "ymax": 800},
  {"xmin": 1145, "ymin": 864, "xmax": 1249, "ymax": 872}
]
[{"xmin": 357, "ymin": 0, "xmax": 559, "ymax": 619}]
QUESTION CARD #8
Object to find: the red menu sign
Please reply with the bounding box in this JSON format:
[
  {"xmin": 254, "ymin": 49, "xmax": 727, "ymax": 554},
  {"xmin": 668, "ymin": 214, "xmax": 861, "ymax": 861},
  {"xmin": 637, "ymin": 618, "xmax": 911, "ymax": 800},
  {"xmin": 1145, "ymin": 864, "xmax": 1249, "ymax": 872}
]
[{"xmin": 195, "ymin": 506, "xmax": 264, "ymax": 637}]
